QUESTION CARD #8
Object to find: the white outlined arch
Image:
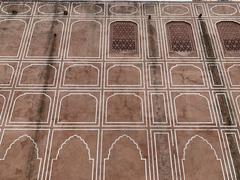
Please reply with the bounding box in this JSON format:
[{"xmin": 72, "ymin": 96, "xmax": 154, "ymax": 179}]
[
  {"xmin": 182, "ymin": 135, "xmax": 225, "ymax": 180},
  {"xmin": 37, "ymin": 3, "xmax": 67, "ymax": 15},
  {"xmin": 49, "ymin": 135, "xmax": 94, "ymax": 180},
  {"xmin": 0, "ymin": 19, "xmax": 27, "ymax": 58},
  {"xmin": 105, "ymin": 93, "xmax": 144, "ymax": 124},
  {"xmin": 170, "ymin": 64, "xmax": 205, "ymax": 87},
  {"xmin": 215, "ymin": 20, "xmax": 240, "ymax": 59},
  {"xmin": 67, "ymin": 20, "xmax": 102, "ymax": 59},
  {"xmin": 73, "ymin": 3, "xmax": 102, "ymax": 15},
  {"xmin": 25, "ymin": 19, "xmax": 64, "ymax": 59},
  {"xmin": 19, "ymin": 64, "xmax": 57, "ymax": 86},
  {"xmin": 103, "ymin": 134, "xmax": 147, "ymax": 180},
  {"xmin": 1, "ymin": 134, "xmax": 40, "ymax": 160},
  {"xmin": 106, "ymin": 64, "xmax": 142, "ymax": 87},
  {"xmin": 0, "ymin": 64, "xmax": 14, "ymax": 86},
  {"xmin": 0, "ymin": 134, "xmax": 42, "ymax": 180},
  {"xmin": 9, "ymin": 92, "xmax": 52, "ymax": 124},
  {"xmin": 162, "ymin": 4, "xmax": 189, "ymax": 16},
  {"xmin": 1, "ymin": 3, "xmax": 31, "ymax": 15},
  {"xmin": 173, "ymin": 93, "xmax": 213, "ymax": 124},
  {"xmin": 63, "ymin": 64, "xmax": 99, "ymax": 87},
  {"xmin": 109, "ymin": 4, "xmax": 138, "ymax": 15},
  {"xmin": 164, "ymin": 19, "xmax": 199, "ymax": 59},
  {"xmin": 227, "ymin": 64, "xmax": 240, "ymax": 86},
  {"xmin": 58, "ymin": 93, "xmax": 98, "ymax": 124},
  {"xmin": 107, "ymin": 20, "xmax": 141, "ymax": 59}
]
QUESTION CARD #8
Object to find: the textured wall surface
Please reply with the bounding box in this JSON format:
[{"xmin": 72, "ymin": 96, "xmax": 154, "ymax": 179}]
[{"xmin": 0, "ymin": 1, "xmax": 239, "ymax": 180}]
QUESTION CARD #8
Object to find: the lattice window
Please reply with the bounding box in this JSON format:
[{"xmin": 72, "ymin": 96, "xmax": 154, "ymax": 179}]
[
  {"xmin": 217, "ymin": 21, "xmax": 240, "ymax": 52},
  {"xmin": 110, "ymin": 21, "xmax": 138, "ymax": 53},
  {"xmin": 166, "ymin": 21, "xmax": 196, "ymax": 52}
]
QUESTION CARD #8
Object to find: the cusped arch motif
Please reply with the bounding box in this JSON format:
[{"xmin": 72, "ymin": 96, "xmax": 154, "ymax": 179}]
[
  {"xmin": 174, "ymin": 93, "xmax": 212, "ymax": 123},
  {"xmin": 217, "ymin": 21, "xmax": 240, "ymax": 55},
  {"xmin": 0, "ymin": 135, "xmax": 41, "ymax": 180},
  {"xmin": 50, "ymin": 135, "xmax": 94, "ymax": 180},
  {"xmin": 10, "ymin": 93, "xmax": 51, "ymax": 123},
  {"xmin": 166, "ymin": 21, "xmax": 196, "ymax": 53},
  {"xmin": 59, "ymin": 93, "xmax": 97, "ymax": 123},
  {"xmin": 110, "ymin": 21, "xmax": 138, "ymax": 54},
  {"xmin": 107, "ymin": 65, "xmax": 141, "ymax": 86},
  {"xmin": 182, "ymin": 135, "xmax": 224, "ymax": 180},
  {"xmin": 170, "ymin": 64, "xmax": 204, "ymax": 86},
  {"xmin": 104, "ymin": 135, "xmax": 147, "ymax": 180},
  {"xmin": 20, "ymin": 64, "xmax": 56, "ymax": 86},
  {"xmin": 106, "ymin": 93, "xmax": 143, "ymax": 123}
]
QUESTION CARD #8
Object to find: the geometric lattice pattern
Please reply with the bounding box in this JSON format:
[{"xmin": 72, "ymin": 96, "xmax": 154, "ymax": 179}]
[
  {"xmin": 217, "ymin": 21, "xmax": 240, "ymax": 51},
  {"xmin": 166, "ymin": 21, "xmax": 196, "ymax": 52},
  {"xmin": 110, "ymin": 21, "xmax": 138, "ymax": 53}
]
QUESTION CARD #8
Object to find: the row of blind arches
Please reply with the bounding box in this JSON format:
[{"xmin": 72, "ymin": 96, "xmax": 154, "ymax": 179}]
[{"xmin": 110, "ymin": 21, "xmax": 240, "ymax": 54}]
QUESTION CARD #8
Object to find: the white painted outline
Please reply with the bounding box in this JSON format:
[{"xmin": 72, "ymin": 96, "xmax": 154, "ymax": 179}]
[
  {"xmin": 19, "ymin": 64, "xmax": 57, "ymax": 87},
  {"xmin": 150, "ymin": 92, "xmax": 168, "ymax": 125},
  {"xmin": 214, "ymin": 92, "xmax": 235, "ymax": 126},
  {"xmin": 103, "ymin": 134, "xmax": 147, "ymax": 180},
  {"xmin": 48, "ymin": 135, "xmax": 94, "ymax": 180},
  {"xmin": 162, "ymin": 4, "xmax": 189, "ymax": 16},
  {"xmin": 63, "ymin": 64, "xmax": 100, "ymax": 87},
  {"xmin": 144, "ymin": 19, "xmax": 162, "ymax": 59},
  {"xmin": 210, "ymin": 4, "xmax": 237, "ymax": 16},
  {"xmin": 105, "ymin": 93, "xmax": 145, "ymax": 125},
  {"xmin": 143, "ymin": 3, "xmax": 156, "ymax": 16},
  {"xmin": 109, "ymin": 4, "xmax": 138, "ymax": 16},
  {"xmin": 207, "ymin": 63, "xmax": 225, "ymax": 87},
  {"xmin": 0, "ymin": 94, "xmax": 6, "ymax": 124},
  {"xmin": 106, "ymin": 64, "xmax": 142, "ymax": 87},
  {"xmin": 57, "ymin": 93, "xmax": 99, "ymax": 125},
  {"xmin": 0, "ymin": 19, "xmax": 27, "ymax": 59},
  {"xmin": 173, "ymin": 93, "xmax": 214, "ymax": 125},
  {"xmin": 182, "ymin": 135, "xmax": 226, "ymax": 180},
  {"xmin": 0, "ymin": 63, "xmax": 14, "ymax": 86},
  {"xmin": 163, "ymin": 19, "xmax": 201, "ymax": 60},
  {"xmin": 1, "ymin": 3, "xmax": 31, "ymax": 15},
  {"xmin": 37, "ymin": 3, "xmax": 67, "ymax": 15},
  {"xmin": 169, "ymin": 64, "xmax": 206, "ymax": 87},
  {"xmin": 25, "ymin": 19, "xmax": 65, "ymax": 59},
  {"xmin": 73, "ymin": 3, "xmax": 103, "ymax": 15},
  {"xmin": 107, "ymin": 19, "xmax": 142, "ymax": 60},
  {"xmin": 0, "ymin": 134, "xmax": 42, "ymax": 180},
  {"xmin": 224, "ymin": 132, "xmax": 240, "ymax": 180},
  {"xmin": 8, "ymin": 92, "xmax": 52, "ymax": 125},
  {"xmin": 66, "ymin": 19, "xmax": 102, "ymax": 59},
  {"xmin": 151, "ymin": 131, "xmax": 174, "ymax": 180},
  {"xmin": 214, "ymin": 20, "xmax": 240, "ymax": 59},
  {"xmin": 227, "ymin": 64, "xmax": 240, "ymax": 87}
]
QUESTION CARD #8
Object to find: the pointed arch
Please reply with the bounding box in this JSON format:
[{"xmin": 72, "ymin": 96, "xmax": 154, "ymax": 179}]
[
  {"xmin": 50, "ymin": 135, "xmax": 94, "ymax": 180},
  {"xmin": 55, "ymin": 135, "xmax": 93, "ymax": 160},
  {"xmin": 104, "ymin": 134, "xmax": 147, "ymax": 180},
  {"xmin": 106, "ymin": 134, "xmax": 145, "ymax": 160},
  {"xmin": 182, "ymin": 135, "xmax": 225, "ymax": 180},
  {"xmin": 1, "ymin": 134, "xmax": 40, "ymax": 160}
]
